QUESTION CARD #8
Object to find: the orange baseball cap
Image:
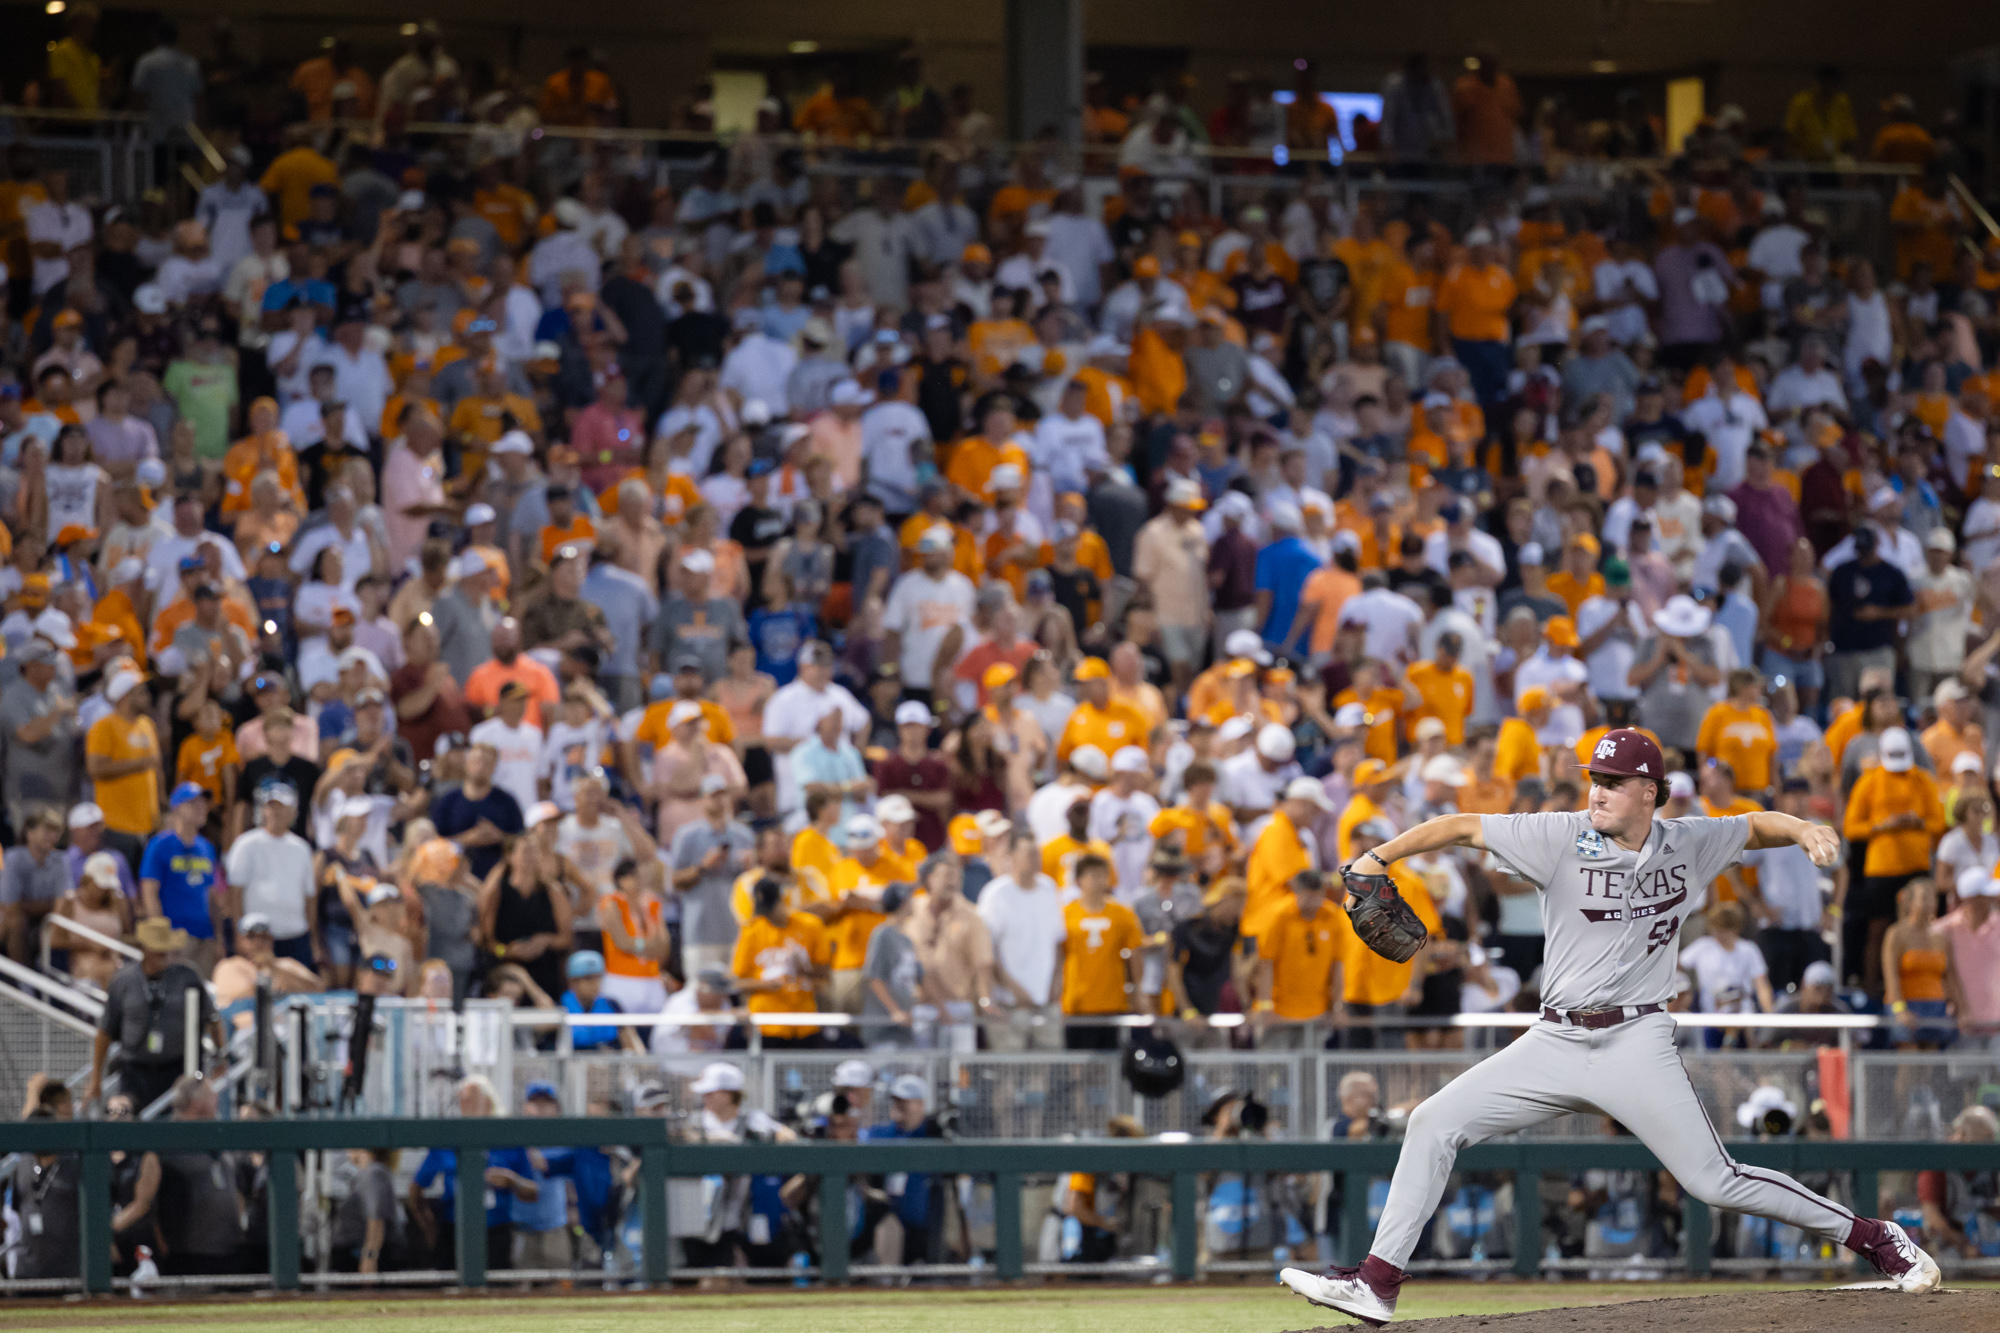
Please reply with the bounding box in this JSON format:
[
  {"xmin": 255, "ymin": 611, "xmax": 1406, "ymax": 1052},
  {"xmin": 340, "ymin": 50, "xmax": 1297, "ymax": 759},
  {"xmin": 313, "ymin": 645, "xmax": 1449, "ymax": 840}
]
[
  {"xmin": 20, "ymin": 573, "xmax": 51, "ymax": 604},
  {"xmin": 982, "ymin": 662, "xmax": 1019, "ymax": 690},
  {"xmin": 1225, "ymin": 659, "xmax": 1258, "ymax": 679},
  {"xmin": 947, "ymin": 813, "xmax": 985, "ymax": 855},
  {"xmin": 1519, "ymin": 685, "xmax": 1553, "ymax": 712},
  {"xmin": 1176, "ymin": 229, "xmax": 1202, "ymax": 248},
  {"xmin": 53, "ymin": 310, "xmax": 83, "ymax": 329},
  {"xmin": 53, "ymin": 524, "xmax": 97, "ymax": 547},
  {"xmin": 1133, "ymin": 255, "xmax": 1162, "ymax": 279},
  {"xmin": 1568, "ymin": 533, "xmax": 1602, "ymax": 557},
  {"xmin": 1351, "ymin": 758, "xmax": 1389, "ymax": 787},
  {"xmin": 1544, "ymin": 616, "xmax": 1580, "ymax": 648},
  {"xmin": 1075, "ymin": 656, "xmax": 1112, "ymax": 681},
  {"xmin": 962, "ymin": 243, "xmax": 993, "ymax": 265}
]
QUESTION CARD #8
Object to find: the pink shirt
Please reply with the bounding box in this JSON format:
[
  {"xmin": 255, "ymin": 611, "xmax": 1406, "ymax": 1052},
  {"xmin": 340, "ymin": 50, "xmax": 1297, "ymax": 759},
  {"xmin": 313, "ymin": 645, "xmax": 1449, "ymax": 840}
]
[
  {"xmin": 572, "ymin": 403, "xmax": 646, "ymax": 494},
  {"xmin": 236, "ymin": 713, "xmax": 321, "ymax": 763},
  {"xmin": 381, "ymin": 441, "xmax": 446, "ymax": 570},
  {"xmin": 1942, "ymin": 905, "xmax": 2000, "ymax": 1032}
]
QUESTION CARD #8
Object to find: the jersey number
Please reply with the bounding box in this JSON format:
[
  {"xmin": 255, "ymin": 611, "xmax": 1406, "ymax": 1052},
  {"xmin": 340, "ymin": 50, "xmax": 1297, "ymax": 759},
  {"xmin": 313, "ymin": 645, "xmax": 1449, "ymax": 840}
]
[{"xmin": 1645, "ymin": 915, "xmax": 1680, "ymax": 958}]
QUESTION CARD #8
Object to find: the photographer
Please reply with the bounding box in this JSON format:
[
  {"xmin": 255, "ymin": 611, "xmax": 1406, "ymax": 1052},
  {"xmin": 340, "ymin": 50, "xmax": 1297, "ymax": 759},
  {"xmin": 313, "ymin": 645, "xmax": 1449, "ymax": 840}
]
[
  {"xmin": 859, "ymin": 1074, "xmax": 946, "ymax": 1263},
  {"xmin": 779, "ymin": 1090, "xmax": 865, "ymax": 1265},
  {"xmin": 1055, "ymin": 1115, "xmax": 1147, "ymax": 1262},
  {"xmin": 1329, "ymin": 1071, "xmax": 1385, "ymax": 1139},
  {"xmin": 1200, "ymin": 1088, "xmax": 1280, "ymax": 1262}
]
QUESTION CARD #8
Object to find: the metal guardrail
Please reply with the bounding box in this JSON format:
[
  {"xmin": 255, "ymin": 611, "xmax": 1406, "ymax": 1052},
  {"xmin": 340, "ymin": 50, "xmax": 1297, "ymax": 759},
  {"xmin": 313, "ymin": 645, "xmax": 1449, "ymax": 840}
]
[{"xmin": 7, "ymin": 1119, "xmax": 1997, "ymax": 1295}]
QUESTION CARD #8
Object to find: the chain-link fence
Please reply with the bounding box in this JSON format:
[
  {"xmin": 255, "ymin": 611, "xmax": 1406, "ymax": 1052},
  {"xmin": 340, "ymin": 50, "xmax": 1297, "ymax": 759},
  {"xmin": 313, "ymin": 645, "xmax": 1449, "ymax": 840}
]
[{"xmin": 1853, "ymin": 1052, "xmax": 2000, "ymax": 1139}]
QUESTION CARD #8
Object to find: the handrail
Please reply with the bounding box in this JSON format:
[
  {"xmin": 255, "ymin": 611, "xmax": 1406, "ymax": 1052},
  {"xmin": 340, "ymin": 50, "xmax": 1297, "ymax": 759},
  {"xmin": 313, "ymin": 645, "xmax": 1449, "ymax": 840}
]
[
  {"xmin": 0, "ymin": 971, "xmax": 100, "ymax": 1038},
  {"xmin": 0, "ymin": 953, "xmax": 102, "ymax": 1019},
  {"xmin": 41, "ymin": 913, "xmax": 142, "ymax": 962},
  {"xmin": 7, "ymin": 1117, "xmax": 1995, "ymax": 1295},
  {"xmin": 0, "ymin": 102, "xmax": 1925, "ymax": 177},
  {"xmin": 495, "ymin": 1006, "xmax": 1884, "ymax": 1030}
]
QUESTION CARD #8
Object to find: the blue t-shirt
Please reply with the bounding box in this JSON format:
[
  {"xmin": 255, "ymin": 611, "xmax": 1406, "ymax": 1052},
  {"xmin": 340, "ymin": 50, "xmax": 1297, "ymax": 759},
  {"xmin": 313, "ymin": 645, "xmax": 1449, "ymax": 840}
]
[
  {"xmin": 561, "ymin": 990, "xmax": 626, "ymax": 1050},
  {"xmin": 541, "ymin": 1146, "xmax": 614, "ymax": 1244},
  {"xmin": 139, "ymin": 830, "xmax": 218, "ymax": 939},
  {"xmin": 414, "ymin": 1147, "xmax": 537, "ymax": 1228},
  {"xmin": 262, "ymin": 277, "xmax": 336, "ymax": 311},
  {"xmin": 430, "ymin": 785, "xmax": 525, "ymax": 879},
  {"xmin": 747, "ymin": 607, "xmax": 813, "ymax": 686},
  {"xmin": 1254, "ymin": 535, "xmax": 1323, "ymax": 648},
  {"xmin": 860, "ymin": 1122, "xmax": 935, "ymax": 1227}
]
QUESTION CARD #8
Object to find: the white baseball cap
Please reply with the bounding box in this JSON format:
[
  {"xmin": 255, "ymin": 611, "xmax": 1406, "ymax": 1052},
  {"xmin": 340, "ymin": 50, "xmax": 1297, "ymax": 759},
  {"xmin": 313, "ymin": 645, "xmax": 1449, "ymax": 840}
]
[
  {"xmin": 988, "ymin": 463, "xmax": 1025, "ymax": 493},
  {"xmin": 1952, "ymin": 750, "xmax": 1984, "ymax": 777},
  {"xmin": 1414, "ymin": 716, "xmax": 1448, "ymax": 742},
  {"xmin": 916, "ymin": 525, "xmax": 955, "ymax": 554},
  {"xmin": 668, "ymin": 700, "xmax": 706, "ymax": 728},
  {"xmin": 491, "ymin": 430, "xmax": 535, "ymax": 456},
  {"xmin": 1332, "ymin": 703, "xmax": 1369, "ymax": 729},
  {"xmin": 832, "ymin": 1059, "xmax": 875, "ymax": 1089},
  {"xmin": 1878, "ymin": 727, "xmax": 1915, "ymax": 773},
  {"xmin": 1956, "ymin": 867, "xmax": 2000, "ymax": 899},
  {"xmin": 1224, "ymin": 629, "xmax": 1271, "ymax": 665},
  {"xmin": 526, "ymin": 800, "xmax": 563, "ymax": 829},
  {"xmin": 1256, "ymin": 723, "xmax": 1296, "ymax": 762},
  {"xmin": 1217, "ymin": 715, "xmax": 1257, "ymax": 744},
  {"xmin": 889, "ymin": 1073, "xmax": 929, "ymax": 1104},
  {"xmin": 680, "ymin": 548, "xmax": 716, "ymax": 574},
  {"xmin": 105, "ymin": 673, "xmax": 144, "ymax": 704},
  {"xmin": 895, "ymin": 701, "xmax": 933, "ymax": 727},
  {"xmin": 1667, "ymin": 771, "xmax": 1696, "ymax": 800},
  {"xmin": 81, "ymin": 851, "xmax": 124, "ymax": 888},
  {"xmin": 845, "ymin": 813, "xmax": 885, "ymax": 844},
  {"xmin": 68, "ymin": 802, "xmax": 105, "ymax": 829},
  {"xmin": 1283, "ymin": 776, "xmax": 1334, "ymax": 811},
  {"xmin": 1110, "ymin": 745, "xmax": 1151, "ymax": 774},
  {"xmin": 691, "ymin": 1062, "xmax": 745, "ymax": 1095},
  {"xmin": 463, "ymin": 502, "xmax": 497, "ymax": 526},
  {"xmin": 876, "ymin": 795, "xmax": 916, "ymax": 825},
  {"xmin": 1070, "ymin": 744, "xmax": 1108, "ymax": 779},
  {"xmin": 1421, "ymin": 755, "xmax": 1469, "ymax": 787}
]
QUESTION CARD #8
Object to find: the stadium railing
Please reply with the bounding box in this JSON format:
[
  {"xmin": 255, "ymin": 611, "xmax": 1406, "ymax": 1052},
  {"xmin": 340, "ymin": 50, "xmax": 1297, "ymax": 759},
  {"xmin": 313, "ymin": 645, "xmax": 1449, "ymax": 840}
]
[{"xmin": 8, "ymin": 1116, "xmax": 1999, "ymax": 1295}]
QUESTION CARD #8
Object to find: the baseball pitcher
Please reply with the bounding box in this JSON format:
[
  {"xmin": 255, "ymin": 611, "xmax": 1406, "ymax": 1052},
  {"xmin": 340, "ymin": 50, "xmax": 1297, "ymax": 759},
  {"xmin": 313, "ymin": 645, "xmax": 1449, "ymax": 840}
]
[{"xmin": 1280, "ymin": 730, "xmax": 1940, "ymax": 1326}]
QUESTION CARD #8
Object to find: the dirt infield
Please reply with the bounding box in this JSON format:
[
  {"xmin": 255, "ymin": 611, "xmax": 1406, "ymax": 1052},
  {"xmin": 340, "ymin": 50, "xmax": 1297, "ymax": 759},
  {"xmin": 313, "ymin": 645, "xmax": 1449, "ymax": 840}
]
[{"xmin": 1294, "ymin": 1287, "xmax": 1995, "ymax": 1333}]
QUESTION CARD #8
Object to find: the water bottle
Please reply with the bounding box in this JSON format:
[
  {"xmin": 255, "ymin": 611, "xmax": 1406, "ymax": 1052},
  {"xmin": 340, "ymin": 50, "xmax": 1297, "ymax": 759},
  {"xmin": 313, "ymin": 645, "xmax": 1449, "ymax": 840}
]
[
  {"xmin": 968, "ymin": 1253, "xmax": 988, "ymax": 1286},
  {"xmin": 790, "ymin": 1250, "xmax": 812, "ymax": 1288},
  {"xmin": 130, "ymin": 1246, "xmax": 158, "ymax": 1298},
  {"xmin": 1274, "ymin": 1244, "xmax": 1291, "ymax": 1269},
  {"xmin": 1471, "ymin": 1238, "xmax": 1485, "ymax": 1265},
  {"xmin": 602, "ymin": 1240, "xmax": 618, "ymax": 1291},
  {"xmin": 1543, "ymin": 1239, "xmax": 1561, "ymax": 1282}
]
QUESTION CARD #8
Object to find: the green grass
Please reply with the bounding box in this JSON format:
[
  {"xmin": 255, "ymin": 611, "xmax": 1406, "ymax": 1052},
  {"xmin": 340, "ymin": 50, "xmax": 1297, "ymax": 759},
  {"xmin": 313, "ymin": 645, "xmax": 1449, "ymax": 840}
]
[{"xmin": 12, "ymin": 1280, "xmax": 1977, "ymax": 1333}]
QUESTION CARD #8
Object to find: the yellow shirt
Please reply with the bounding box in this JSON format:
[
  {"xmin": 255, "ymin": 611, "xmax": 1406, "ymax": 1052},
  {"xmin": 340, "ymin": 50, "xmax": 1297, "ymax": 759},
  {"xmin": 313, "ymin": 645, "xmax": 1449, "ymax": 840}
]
[
  {"xmin": 1041, "ymin": 835, "xmax": 1117, "ymax": 889},
  {"xmin": 1494, "ymin": 717, "xmax": 1542, "ymax": 789},
  {"xmin": 730, "ymin": 865, "xmax": 832, "ymax": 926},
  {"xmin": 1061, "ymin": 898, "xmax": 1142, "ymax": 1015},
  {"xmin": 633, "ymin": 697, "xmax": 735, "ymax": 749},
  {"xmin": 1404, "ymin": 661, "xmax": 1474, "ymax": 744},
  {"xmin": 1244, "ymin": 809, "xmax": 1314, "ymax": 944},
  {"xmin": 87, "ymin": 713, "xmax": 161, "ymax": 836},
  {"xmin": 48, "ymin": 38, "xmax": 102, "ymax": 111},
  {"xmin": 1696, "ymin": 702, "xmax": 1780, "ymax": 794},
  {"xmin": 1263, "ymin": 898, "xmax": 1343, "ymax": 1020},
  {"xmin": 789, "ymin": 827, "xmax": 844, "ymax": 884},
  {"xmin": 827, "ymin": 856, "xmax": 895, "ymax": 970},
  {"xmin": 1545, "ymin": 571, "xmax": 1604, "ymax": 618},
  {"xmin": 175, "ymin": 729, "xmax": 239, "ymax": 805},
  {"xmin": 732, "ymin": 912, "xmax": 832, "ymax": 1040},
  {"xmin": 1148, "ymin": 804, "xmax": 1238, "ymax": 861},
  {"xmin": 1055, "ymin": 699, "xmax": 1154, "ymax": 765},
  {"xmin": 259, "ymin": 147, "xmax": 341, "ymax": 230},
  {"xmin": 1844, "ymin": 768, "xmax": 1945, "ymax": 878}
]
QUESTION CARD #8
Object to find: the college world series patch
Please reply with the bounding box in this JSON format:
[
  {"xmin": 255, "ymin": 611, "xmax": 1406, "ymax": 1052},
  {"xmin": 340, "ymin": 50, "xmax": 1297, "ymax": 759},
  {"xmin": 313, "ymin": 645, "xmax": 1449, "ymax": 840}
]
[{"xmin": 1574, "ymin": 830, "xmax": 1608, "ymax": 859}]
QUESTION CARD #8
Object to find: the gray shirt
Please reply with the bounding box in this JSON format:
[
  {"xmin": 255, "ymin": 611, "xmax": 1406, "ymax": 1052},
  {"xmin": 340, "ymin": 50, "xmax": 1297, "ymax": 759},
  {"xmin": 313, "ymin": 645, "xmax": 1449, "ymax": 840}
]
[
  {"xmin": 98, "ymin": 961, "xmax": 214, "ymax": 1066},
  {"xmin": 1, "ymin": 847, "xmax": 71, "ymax": 907},
  {"xmin": 1184, "ymin": 342, "xmax": 1250, "ymax": 415},
  {"xmin": 861, "ymin": 921, "xmax": 923, "ymax": 1044},
  {"xmin": 671, "ymin": 818, "xmax": 756, "ymax": 947},
  {"xmin": 582, "ymin": 562, "xmax": 659, "ymax": 679},
  {"xmin": 1, "ymin": 676, "xmax": 80, "ymax": 815},
  {"xmin": 130, "ymin": 45, "xmax": 203, "ymax": 139},
  {"xmin": 330, "ymin": 1160, "xmax": 405, "ymax": 1252},
  {"xmin": 429, "ymin": 587, "xmax": 495, "ymax": 686},
  {"xmin": 654, "ymin": 594, "xmax": 748, "ymax": 685},
  {"xmin": 1479, "ymin": 811, "xmax": 1750, "ymax": 1012},
  {"xmin": 1632, "ymin": 634, "xmax": 1717, "ymax": 753}
]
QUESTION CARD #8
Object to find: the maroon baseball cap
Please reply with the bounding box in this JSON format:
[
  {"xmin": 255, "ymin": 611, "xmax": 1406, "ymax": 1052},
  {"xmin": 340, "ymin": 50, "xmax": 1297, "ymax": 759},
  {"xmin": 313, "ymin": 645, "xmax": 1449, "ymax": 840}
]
[{"xmin": 1582, "ymin": 728, "xmax": 1666, "ymax": 782}]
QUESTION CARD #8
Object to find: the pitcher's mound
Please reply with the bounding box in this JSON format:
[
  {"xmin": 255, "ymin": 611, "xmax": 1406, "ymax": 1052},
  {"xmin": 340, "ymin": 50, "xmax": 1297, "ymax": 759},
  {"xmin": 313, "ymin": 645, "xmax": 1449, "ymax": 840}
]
[{"xmin": 1291, "ymin": 1286, "xmax": 1990, "ymax": 1333}]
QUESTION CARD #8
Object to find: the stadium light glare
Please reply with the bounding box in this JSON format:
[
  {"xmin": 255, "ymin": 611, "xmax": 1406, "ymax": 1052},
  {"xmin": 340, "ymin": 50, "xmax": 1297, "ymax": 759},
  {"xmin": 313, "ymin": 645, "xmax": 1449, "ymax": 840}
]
[{"xmin": 790, "ymin": 39, "xmax": 819, "ymax": 54}]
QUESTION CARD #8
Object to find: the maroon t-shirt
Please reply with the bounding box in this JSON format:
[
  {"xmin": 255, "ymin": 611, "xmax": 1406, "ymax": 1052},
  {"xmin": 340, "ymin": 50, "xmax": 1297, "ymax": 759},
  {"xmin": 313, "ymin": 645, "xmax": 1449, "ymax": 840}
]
[
  {"xmin": 873, "ymin": 752, "xmax": 952, "ymax": 851},
  {"xmin": 389, "ymin": 662, "xmax": 473, "ymax": 763}
]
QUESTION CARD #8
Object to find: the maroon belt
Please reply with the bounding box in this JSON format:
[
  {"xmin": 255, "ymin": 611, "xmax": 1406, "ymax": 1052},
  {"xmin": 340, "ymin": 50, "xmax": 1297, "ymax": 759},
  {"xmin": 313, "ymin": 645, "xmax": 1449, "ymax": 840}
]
[{"xmin": 1541, "ymin": 1002, "xmax": 1666, "ymax": 1030}]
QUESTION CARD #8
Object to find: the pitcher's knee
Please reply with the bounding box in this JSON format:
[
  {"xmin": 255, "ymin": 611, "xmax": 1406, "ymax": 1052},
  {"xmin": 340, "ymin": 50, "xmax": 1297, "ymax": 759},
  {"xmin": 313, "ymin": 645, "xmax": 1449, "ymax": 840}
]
[{"xmin": 1403, "ymin": 1098, "xmax": 1459, "ymax": 1152}]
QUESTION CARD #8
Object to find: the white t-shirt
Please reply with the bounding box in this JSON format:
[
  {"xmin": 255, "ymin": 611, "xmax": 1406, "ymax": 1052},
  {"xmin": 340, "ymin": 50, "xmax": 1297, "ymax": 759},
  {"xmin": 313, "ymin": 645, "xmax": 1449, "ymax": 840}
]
[
  {"xmin": 1679, "ymin": 392, "xmax": 1767, "ymax": 492},
  {"xmin": 1677, "ymin": 934, "xmax": 1768, "ymax": 1013},
  {"xmin": 556, "ymin": 812, "xmax": 634, "ymax": 903},
  {"xmin": 1338, "ymin": 587, "xmax": 1426, "ymax": 664},
  {"xmin": 1575, "ymin": 595, "xmax": 1645, "ymax": 702},
  {"xmin": 1215, "ymin": 750, "xmax": 1299, "ymax": 817},
  {"xmin": 976, "ymin": 873, "xmax": 1068, "ymax": 1007},
  {"xmin": 1025, "ymin": 778, "xmax": 1095, "ymax": 846},
  {"xmin": 1088, "ymin": 787, "xmax": 1161, "ymax": 898},
  {"xmin": 539, "ymin": 718, "xmax": 613, "ymax": 811},
  {"xmin": 290, "ymin": 522, "xmax": 375, "ymax": 591},
  {"xmin": 761, "ymin": 680, "xmax": 870, "ymax": 818},
  {"xmin": 881, "ymin": 568, "xmax": 977, "ymax": 682},
  {"xmin": 311, "ymin": 792, "xmax": 396, "ymax": 866},
  {"xmin": 470, "ymin": 717, "xmax": 545, "ymax": 816},
  {"xmin": 224, "ymin": 828, "xmax": 318, "ymax": 939}
]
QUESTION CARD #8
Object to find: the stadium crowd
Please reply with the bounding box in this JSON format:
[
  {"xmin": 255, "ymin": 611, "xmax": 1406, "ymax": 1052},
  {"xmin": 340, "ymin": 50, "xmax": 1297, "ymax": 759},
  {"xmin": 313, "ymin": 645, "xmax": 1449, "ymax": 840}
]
[{"xmin": 3, "ymin": 15, "xmax": 2000, "ymax": 1286}]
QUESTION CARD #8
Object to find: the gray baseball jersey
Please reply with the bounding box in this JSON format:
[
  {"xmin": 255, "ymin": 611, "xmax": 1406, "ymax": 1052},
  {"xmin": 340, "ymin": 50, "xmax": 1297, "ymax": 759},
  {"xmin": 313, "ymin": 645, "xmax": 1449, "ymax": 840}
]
[{"xmin": 1479, "ymin": 811, "xmax": 1750, "ymax": 1012}]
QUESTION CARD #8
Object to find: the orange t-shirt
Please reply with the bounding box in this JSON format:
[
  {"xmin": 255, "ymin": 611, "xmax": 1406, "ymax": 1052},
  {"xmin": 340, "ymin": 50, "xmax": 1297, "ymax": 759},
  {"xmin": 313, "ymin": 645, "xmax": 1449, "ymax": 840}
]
[
  {"xmin": 1061, "ymin": 897, "xmax": 1142, "ymax": 1015},
  {"xmin": 1436, "ymin": 263, "xmax": 1517, "ymax": 343}
]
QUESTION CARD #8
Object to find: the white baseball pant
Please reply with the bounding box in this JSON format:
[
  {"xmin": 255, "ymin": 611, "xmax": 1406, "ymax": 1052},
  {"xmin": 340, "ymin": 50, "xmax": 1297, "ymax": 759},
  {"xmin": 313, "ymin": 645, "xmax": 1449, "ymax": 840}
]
[{"xmin": 1368, "ymin": 1011, "xmax": 1857, "ymax": 1268}]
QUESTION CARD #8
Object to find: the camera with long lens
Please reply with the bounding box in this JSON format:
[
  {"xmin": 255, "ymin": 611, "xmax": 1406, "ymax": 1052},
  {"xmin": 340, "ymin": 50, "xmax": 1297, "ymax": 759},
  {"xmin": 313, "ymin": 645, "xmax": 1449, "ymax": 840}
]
[
  {"xmin": 1760, "ymin": 1105, "xmax": 1793, "ymax": 1137},
  {"xmin": 1238, "ymin": 1094, "xmax": 1270, "ymax": 1133}
]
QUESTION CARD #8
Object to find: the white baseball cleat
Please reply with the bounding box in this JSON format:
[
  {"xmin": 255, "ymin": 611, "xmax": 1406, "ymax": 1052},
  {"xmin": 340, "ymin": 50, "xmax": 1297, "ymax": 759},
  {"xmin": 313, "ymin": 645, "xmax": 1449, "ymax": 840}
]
[
  {"xmin": 1278, "ymin": 1266, "xmax": 1397, "ymax": 1327},
  {"xmin": 1849, "ymin": 1217, "xmax": 1943, "ymax": 1293}
]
